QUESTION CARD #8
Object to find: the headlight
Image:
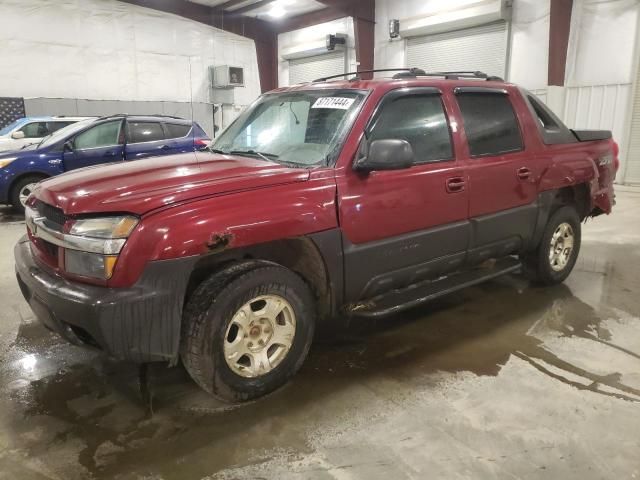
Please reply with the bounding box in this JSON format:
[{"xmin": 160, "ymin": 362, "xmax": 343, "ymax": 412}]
[
  {"xmin": 69, "ymin": 216, "xmax": 138, "ymax": 238},
  {"xmin": 64, "ymin": 216, "xmax": 138, "ymax": 279},
  {"xmin": 0, "ymin": 157, "xmax": 18, "ymax": 169}
]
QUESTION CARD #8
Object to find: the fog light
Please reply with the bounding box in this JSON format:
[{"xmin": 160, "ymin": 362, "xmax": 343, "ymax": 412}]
[{"xmin": 65, "ymin": 250, "xmax": 118, "ymax": 279}]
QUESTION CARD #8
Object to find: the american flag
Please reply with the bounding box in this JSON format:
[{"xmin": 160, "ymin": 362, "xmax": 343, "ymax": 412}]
[{"xmin": 0, "ymin": 97, "xmax": 26, "ymax": 129}]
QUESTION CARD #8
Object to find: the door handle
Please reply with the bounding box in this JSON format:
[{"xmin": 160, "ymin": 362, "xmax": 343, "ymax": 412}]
[
  {"xmin": 160, "ymin": 145, "xmax": 171, "ymax": 151},
  {"xmin": 446, "ymin": 177, "xmax": 466, "ymax": 193},
  {"xmin": 104, "ymin": 151, "xmax": 116, "ymax": 158},
  {"xmin": 517, "ymin": 167, "xmax": 531, "ymax": 180}
]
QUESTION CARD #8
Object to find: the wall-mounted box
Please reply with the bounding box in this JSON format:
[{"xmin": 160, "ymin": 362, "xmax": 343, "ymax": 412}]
[{"xmin": 211, "ymin": 65, "xmax": 245, "ymax": 88}]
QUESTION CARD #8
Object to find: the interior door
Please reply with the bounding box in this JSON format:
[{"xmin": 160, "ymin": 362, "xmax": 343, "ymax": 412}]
[
  {"xmin": 454, "ymin": 87, "xmax": 538, "ymax": 264},
  {"xmin": 63, "ymin": 120, "xmax": 124, "ymax": 171},
  {"xmin": 337, "ymin": 88, "xmax": 470, "ymax": 302},
  {"xmin": 124, "ymin": 120, "xmax": 170, "ymax": 160}
]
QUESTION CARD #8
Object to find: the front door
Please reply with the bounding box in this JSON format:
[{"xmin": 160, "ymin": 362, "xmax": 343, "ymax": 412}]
[
  {"xmin": 453, "ymin": 87, "xmax": 538, "ymax": 264},
  {"xmin": 63, "ymin": 120, "xmax": 124, "ymax": 171},
  {"xmin": 337, "ymin": 88, "xmax": 470, "ymax": 302}
]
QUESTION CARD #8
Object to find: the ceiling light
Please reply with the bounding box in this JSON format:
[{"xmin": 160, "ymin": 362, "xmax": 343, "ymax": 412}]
[{"xmin": 268, "ymin": 5, "xmax": 286, "ymax": 17}]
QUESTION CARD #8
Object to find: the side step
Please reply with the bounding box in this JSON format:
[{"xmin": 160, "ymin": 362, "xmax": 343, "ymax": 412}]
[{"xmin": 348, "ymin": 257, "xmax": 522, "ymax": 318}]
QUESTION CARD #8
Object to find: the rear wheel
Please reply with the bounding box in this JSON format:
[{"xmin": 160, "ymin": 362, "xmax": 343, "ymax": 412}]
[
  {"xmin": 523, "ymin": 206, "xmax": 581, "ymax": 285},
  {"xmin": 10, "ymin": 175, "xmax": 46, "ymax": 213},
  {"xmin": 181, "ymin": 262, "xmax": 315, "ymax": 402}
]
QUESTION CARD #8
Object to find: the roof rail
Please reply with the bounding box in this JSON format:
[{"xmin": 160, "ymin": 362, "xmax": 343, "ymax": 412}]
[
  {"xmin": 94, "ymin": 113, "xmax": 187, "ymax": 121},
  {"xmin": 313, "ymin": 68, "xmax": 503, "ymax": 83}
]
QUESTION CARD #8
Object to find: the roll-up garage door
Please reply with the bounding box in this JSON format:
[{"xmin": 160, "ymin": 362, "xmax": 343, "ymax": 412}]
[
  {"xmin": 406, "ymin": 22, "xmax": 508, "ymax": 78},
  {"xmin": 289, "ymin": 51, "xmax": 346, "ymax": 85},
  {"xmin": 623, "ymin": 67, "xmax": 640, "ymax": 184}
]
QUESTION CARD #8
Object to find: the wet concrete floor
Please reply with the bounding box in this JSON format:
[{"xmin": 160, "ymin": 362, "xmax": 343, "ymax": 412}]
[{"xmin": 0, "ymin": 190, "xmax": 639, "ymax": 479}]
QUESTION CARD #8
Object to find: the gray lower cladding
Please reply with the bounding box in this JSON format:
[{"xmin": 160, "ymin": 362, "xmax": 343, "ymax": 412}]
[
  {"xmin": 342, "ymin": 200, "xmax": 541, "ymax": 302},
  {"xmin": 14, "ymin": 236, "xmax": 197, "ymax": 363},
  {"xmin": 23, "ymin": 97, "xmax": 216, "ymax": 138}
]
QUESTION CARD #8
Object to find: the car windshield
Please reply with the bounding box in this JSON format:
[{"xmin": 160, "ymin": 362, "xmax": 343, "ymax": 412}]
[
  {"xmin": 212, "ymin": 89, "xmax": 367, "ymax": 167},
  {"xmin": 38, "ymin": 118, "xmax": 96, "ymax": 148},
  {"xmin": 0, "ymin": 118, "xmax": 27, "ymax": 136}
]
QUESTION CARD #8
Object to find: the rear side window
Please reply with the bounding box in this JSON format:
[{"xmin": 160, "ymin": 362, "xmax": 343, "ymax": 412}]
[
  {"xmin": 368, "ymin": 94, "xmax": 453, "ymax": 164},
  {"xmin": 127, "ymin": 122, "xmax": 165, "ymax": 143},
  {"xmin": 456, "ymin": 92, "xmax": 523, "ymax": 156},
  {"xmin": 164, "ymin": 123, "xmax": 191, "ymax": 139},
  {"xmin": 47, "ymin": 121, "xmax": 73, "ymax": 134}
]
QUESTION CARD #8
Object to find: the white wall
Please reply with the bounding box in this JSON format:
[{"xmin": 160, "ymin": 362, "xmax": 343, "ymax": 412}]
[
  {"xmin": 374, "ymin": 0, "xmax": 549, "ymax": 90},
  {"xmin": 0, "ymin": 0, "xmax": 261, "ymax": 106},
  {"xmin": 277, "ymin": 17, "xmax": 356, "ymax": 87}
]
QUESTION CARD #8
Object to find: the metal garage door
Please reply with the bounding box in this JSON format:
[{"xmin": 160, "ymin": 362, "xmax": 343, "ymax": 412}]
[
  {"xmin": 406, "ymin": 22, "xmax": 508, "ymax": 78},
  {"xmin": 624, "ymin": 68, "xmax": 640, "ymax": 184},
  {"xmin": 289, "ymin": 51, "xmax": 346, "ymax": 85}
]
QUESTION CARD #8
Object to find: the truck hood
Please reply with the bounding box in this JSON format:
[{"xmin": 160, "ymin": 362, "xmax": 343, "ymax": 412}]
[{"xmin": 36, "ymin": 151, "xmax": 310, "ymax": 216}]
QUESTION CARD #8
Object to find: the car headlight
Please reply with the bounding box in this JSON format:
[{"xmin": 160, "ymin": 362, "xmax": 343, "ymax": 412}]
[
  {"xmin": 69, "ymin": 216, "xmax": 139, "ymax": 239},
  {"xmin": 0, "ymin": 157, "xmax": 18, "ymax": 169},
  {"xmin": 64, "ymin": 216, "xmax": 139, "ymax": 280}
]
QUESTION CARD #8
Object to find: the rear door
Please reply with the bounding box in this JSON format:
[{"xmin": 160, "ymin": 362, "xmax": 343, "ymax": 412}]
[
  {"xmin": 63, "ymin": 120, "xmax": 124, "ymax": 171},
  {"xmin": 162, "ymin": 122, "xmax": 194, "ymax": 155},
  {"xmin": 453, "ymin": 87, "xmax": 538, "ymax": 264},
  {"xmin": 124, "ymin": 120, "xmax": 169, "ymax": 160},
  {"xmin": 338, "ymin": 87, "xmax": 470, "ymax": 302}
]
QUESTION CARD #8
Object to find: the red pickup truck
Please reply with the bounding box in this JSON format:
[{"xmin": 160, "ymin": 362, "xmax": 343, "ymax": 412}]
[{"xmin": 15, "ymin": 70, "xmax": 618, "ymax": 402}]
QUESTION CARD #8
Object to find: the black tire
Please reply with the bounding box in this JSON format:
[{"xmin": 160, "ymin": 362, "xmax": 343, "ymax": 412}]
[
  {"xmin": 523, "ymin": 205, "xmax": 581, "ymax": 285},
  {"xmin": 181, "ymin": 261, "xmax": 315, "ymax": 402},
  {"xmin": 10, "ymin": 175, "xmax": 46, "ymax": 213}
]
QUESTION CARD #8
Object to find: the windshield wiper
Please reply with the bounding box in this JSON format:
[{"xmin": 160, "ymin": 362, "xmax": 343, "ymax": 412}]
[
  {"xmin": 207, "ymin": 147, "xmax": 226, "ymax": 154},
  {"xmin": 229, "ymin": 150, "xmax": 279, "ymax": 162}
]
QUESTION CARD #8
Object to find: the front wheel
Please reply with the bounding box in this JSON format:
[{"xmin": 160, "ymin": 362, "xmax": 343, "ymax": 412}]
[
  {"xmin": 181, "ymin": 262, "xmax": 315, "ymax": 403},
  {"xmin": 523, "ymin": 205, "xmax": 581, "ymax": 285},
  {"xmin": 10, "ymin": 175, "xmax": 46, "ymax": 214}
]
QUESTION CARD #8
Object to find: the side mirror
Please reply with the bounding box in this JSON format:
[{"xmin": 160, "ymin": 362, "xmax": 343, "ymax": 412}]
[
  {"xmin": 63, "ymin": 140, "xmax": 74, "ymax": 152},
  {"xmin": 11, "ymin": 131, "xmax": 25, "ymax": 140},
  {"xmin": 353, "ymin": 139, "xmax": 414, "ymax": 172}
]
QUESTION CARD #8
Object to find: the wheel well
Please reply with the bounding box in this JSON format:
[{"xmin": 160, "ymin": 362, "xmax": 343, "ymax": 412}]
[
  {"xmin": 185, "ymin": 237, "xmax": 332, "ymax": 319},
  {"xmin": 553, "ymin": 184, "xmax": 591, "ymax": 220},
  {"xmin": 9, "ymin": 172, "xmax": 49, "ymax": 200}
]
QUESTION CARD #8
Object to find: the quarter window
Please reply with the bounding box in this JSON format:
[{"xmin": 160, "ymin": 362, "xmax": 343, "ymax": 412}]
[
  {"xmin": 456, "ymin": 92, "xmax": 523, "ymax": 156},
  {"xmin": 368, "ymin": 94, "xmax": 453, "ymax": 163},
  {"xmin": 74, "ymin": 121, "xmax": 122, "ymax": 149},
  {"xmin": 127, "ymin": 122, "xmax": 165, "ymax": 143},
  {"xmin": 164, "ymin": 123, "xmax": 191, "ymax": 139}
]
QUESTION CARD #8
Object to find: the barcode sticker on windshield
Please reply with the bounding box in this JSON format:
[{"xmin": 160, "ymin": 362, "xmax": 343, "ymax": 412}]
[{"xmin": 312, "ymin": 97, "xmax": 355, "ymax": 110}]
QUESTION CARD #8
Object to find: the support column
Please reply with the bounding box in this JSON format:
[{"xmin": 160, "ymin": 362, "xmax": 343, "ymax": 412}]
[{"xmin": 548, "ymin": 0, "xmax": 574, "ymax": 86}]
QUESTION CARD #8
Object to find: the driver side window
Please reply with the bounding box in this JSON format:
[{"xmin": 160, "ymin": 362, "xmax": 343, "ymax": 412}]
[
  {"xmin": 368, "ymin": 93, "xmax": 453, "ymax": 164},
  {"xmin": 74, "ymin": 121, "xmax": 122, "ymax": 150},
  {"xmin": 20, "ymin": 122, "xmax": 48, "ymax": 138}
]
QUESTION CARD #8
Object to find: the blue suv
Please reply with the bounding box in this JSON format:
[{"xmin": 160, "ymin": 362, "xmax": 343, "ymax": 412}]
[{"xmin": 0, "ymin": 115, "xmax": 210, "ymax": 212}]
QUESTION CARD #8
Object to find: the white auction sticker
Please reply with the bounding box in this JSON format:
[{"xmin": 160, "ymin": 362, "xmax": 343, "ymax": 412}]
[{"xmin": 312, "ymin": 97, "xmax": 355, "ymax": 110}]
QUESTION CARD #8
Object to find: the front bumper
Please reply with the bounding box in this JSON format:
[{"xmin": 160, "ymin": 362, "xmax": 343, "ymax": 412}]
[{"xmin": 14, "ymin": 236, "xmax": 197, "ymax": 363}]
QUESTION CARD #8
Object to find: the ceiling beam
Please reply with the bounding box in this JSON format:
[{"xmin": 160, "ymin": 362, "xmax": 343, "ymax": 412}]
[
  {"xmin": 274, "ymin": 7, "xmax": 346, "ymax": 34},
  {"xmin": 229, "ymin": 0, "xmax": 275, "ymax": 16},
  {"xmin": 214, "ymin": 0, "xmax": 253, "ymax": 11}
]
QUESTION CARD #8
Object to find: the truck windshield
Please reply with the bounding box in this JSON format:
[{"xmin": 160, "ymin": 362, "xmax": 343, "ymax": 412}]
[{"xmin": 212, "ymin": 89, "xmax": 367, "ymax": 167}]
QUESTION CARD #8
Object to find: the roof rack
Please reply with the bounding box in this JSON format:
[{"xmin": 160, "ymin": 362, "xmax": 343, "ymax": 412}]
[{"xmin": 313, "ymin": 68, "xmax": 503, "ymax": 83}]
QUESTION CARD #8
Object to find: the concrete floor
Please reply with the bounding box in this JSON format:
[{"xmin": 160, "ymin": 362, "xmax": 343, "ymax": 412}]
[{"xmin": 0, "ymin": 189, "xmax": 639, "ymax": 480}]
